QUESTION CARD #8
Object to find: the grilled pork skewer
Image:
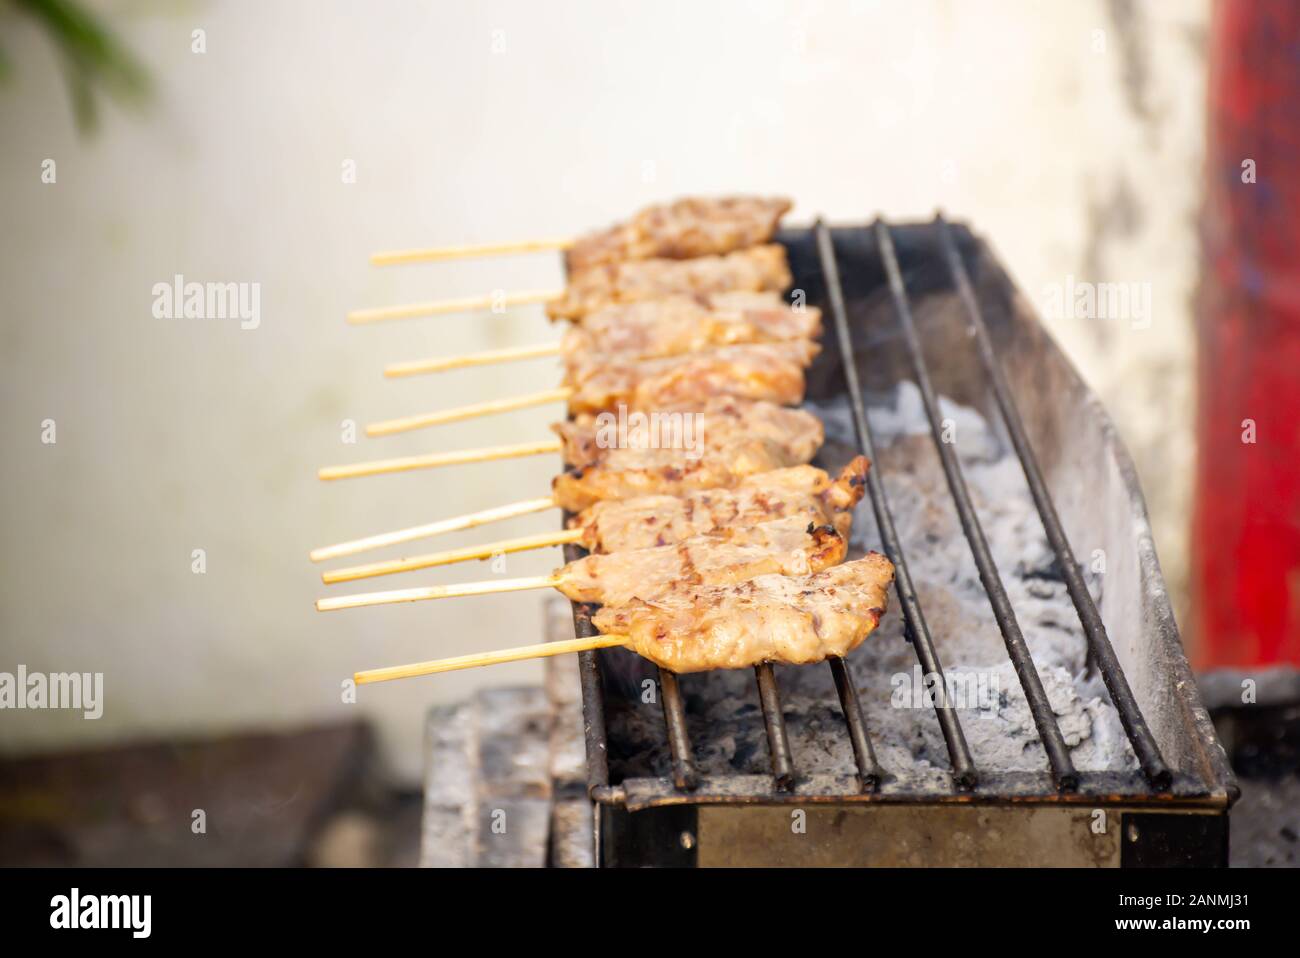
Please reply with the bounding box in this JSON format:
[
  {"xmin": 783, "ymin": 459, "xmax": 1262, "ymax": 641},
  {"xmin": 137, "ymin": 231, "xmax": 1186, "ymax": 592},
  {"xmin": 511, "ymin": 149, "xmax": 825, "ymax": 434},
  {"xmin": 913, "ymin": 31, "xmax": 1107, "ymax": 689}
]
[
  {"xmin": 319, "ymin": 458, "xmax": 869, "ymax": 584},
  {"xmin": 349, "ymin": 245, "xmax": 792, "ymax": 325},
  {"xmin": 354, "ymin": 226, "xmax": 792, "ymax": 327},
  {"xmin": 317, "ymin": 519, "xmax": 846, "ymax": 611},
  {"xmin": 352, "ymin": 554, "xmax": 895, "ymax": 683},
  {"xmin": 565, "ymin": 340, "xmax": 819, "ymax": 415},
  {"xmin": 369, "ymin": 341, "xmax": 821, "ymax": 435},
  {"xmin": 310, "ymin": 457, "xmax": 865, "ymax": 565},
  {"xmin": 553, "ymin": 397, "xmax": 824, "ymax": 510},
  {"xmin": 561, "ymin": 293, "xmax": 819, "ymax": 363},
  {"xmin": 321, "ymin": 397, "xmax": 822, "ymax": 485},
  {"xmin": 557, "ymin": 397, "xmax": 821, "ymax": 470},
  {"xmin": 592, "ymin": 553, "xmax": 895, "ymax": 673},
  {"xmin": 366, "ymin": 195, "xmax": 790, "ymax": 268},
  {"xmin": 563, "ymin": 195, "xmax": 792, "ymax": 271},
  {"xmin": 571, "ymin": 456, "xmax": 867, "ymax": 551},
  {"xmin": 548, "ymin": 245, "xmax": 792, "ymax": 321},
  {"xmin": 559, "ymin": 518, "xmax": 845, "ymax": 605},
  {"xmin": 384, "ymin": 294, "xmax": 822, "ymax": 379}
]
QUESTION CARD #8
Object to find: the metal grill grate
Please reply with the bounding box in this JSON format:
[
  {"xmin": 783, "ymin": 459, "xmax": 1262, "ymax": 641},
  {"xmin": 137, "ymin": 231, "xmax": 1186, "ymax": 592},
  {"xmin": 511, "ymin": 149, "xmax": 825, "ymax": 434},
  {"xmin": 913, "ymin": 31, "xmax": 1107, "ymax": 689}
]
[{"xmin": 570, "ymin": 218, "xmax": 1222, "ymax": 820}]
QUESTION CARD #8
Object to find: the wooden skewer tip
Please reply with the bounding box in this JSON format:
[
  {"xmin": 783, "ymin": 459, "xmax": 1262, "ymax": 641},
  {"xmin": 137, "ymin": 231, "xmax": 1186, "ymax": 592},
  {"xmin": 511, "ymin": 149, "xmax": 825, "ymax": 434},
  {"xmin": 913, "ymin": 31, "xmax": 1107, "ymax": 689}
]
[
  {"xmin": 353, "ymin": 634, "xmax": 627, "ymax": 684},
  {"xmin": 369, "ymin": 237, "xmax": 576, "ymax": 267},
  {"xmin": 365, "ymin": 387, "xmax": 574, "ymax": 437},
  {"xmin": 321, "ymin": 528, "xmax": 582, "ymax": 584},
  {"xmin": 318, "ymin": 438, "xmax": 562, "ymax": 481},
  {"xmin": 316, "ymin": 573, "xmax": 563, "ymax": 612},
  {"xmin": 346, "ymin": 289, "xmax": 562, "ymax": 325},
  {"xmin": 383, "ymin": 342, "xmax": 562, "ymax": 378},
  {"xmin": 308, "ymin": 496, "xmax": 557, "ymax": 563}
]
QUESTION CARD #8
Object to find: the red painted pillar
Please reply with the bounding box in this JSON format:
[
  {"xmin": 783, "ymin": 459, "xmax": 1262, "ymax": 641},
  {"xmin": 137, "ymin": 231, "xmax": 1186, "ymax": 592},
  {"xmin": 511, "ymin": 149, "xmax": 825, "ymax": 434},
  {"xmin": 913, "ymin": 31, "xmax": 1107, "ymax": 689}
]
[{"xmin": 1195, "ymin": 0, "xmax": 1300, "ymax": 668}]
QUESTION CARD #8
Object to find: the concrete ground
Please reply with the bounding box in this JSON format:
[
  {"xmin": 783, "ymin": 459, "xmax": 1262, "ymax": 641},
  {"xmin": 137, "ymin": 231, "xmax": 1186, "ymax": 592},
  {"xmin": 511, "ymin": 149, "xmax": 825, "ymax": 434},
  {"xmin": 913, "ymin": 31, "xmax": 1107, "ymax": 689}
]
[{"xmin": 0, "ymin": 721, "xmax": 420, "ymax": 868}]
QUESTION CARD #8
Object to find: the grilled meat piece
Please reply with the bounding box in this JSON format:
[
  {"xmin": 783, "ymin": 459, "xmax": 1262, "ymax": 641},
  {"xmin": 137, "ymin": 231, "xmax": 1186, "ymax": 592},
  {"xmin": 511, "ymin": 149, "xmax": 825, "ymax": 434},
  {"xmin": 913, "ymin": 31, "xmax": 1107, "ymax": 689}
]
[
  {"xmin": 571, "ymin": 457, "xmax": 868, "ymax": 552},
  {"xmin": 560, "ymin": 294, "xmax": 821, "ymax": 363},
  {"xmin": 551, "ymin": 398, "xmax": 824, "ymax": 511},
  {"xmin": 591, "ymin": 553, "xmax": 895, "ymax": 673},
  {"xmin": 564, "ymin": 341, "xmax": 820, "ymax": 414},
  {"xmin": 565, "ymin": 196, "xmax": 792, "ymax": 271},
  {"xmin": 548, "ymin": 245, "xmax": 792, "ymax": 321},
  {"xmin": 555, "ymin": 396, "xmax": 822, "ymax": 469},
  {"xmin": 557, "ymin": 519, "xmax": 845, "ymax": 607}
]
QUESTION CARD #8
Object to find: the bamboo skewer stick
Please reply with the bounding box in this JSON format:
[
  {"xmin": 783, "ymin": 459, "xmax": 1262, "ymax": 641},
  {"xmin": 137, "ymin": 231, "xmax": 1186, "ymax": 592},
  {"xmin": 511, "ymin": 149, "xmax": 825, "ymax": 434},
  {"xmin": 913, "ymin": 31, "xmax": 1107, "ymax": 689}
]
[
  {"xmin": 370, "ymin": 237, "xmax": 576, "ymax": 267},
  {"xmin": 366, "ymin": 387, "xmax": 574, "ymax": 437},
  {"xmin": 318, "ymin": 438, "xmax": 562, "ymax": 481},
  {"xmin": 322, "ymin": 528, "xmax": 582, "ymax": 584},
  {"xmin": 309, "ymin": 496, "xmax": 556, "ymax": 562},
  {"xmin": 354, "ymin": 634, "xmax": 627, "ymax": 685},
  {"xmin": 316, "ymin": 573, "xmax": 562, "ymax": 611},
  {"xmin": 385, "ymin": 342, "xmax": 563, "ymax": 378},
  {"xmin": 346, "ymin": 288, "xmax": 562, "ymax": 325}
]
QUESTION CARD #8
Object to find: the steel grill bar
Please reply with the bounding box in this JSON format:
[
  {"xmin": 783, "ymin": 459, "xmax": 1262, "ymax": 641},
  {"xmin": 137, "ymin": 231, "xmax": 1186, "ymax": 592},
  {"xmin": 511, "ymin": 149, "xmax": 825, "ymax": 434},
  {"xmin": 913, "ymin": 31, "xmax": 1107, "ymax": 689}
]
[
  {"xmin": 874, "ymin": 219, "xmax": 1079, "ymax": 792},
  {"xmin": 828, "ymin": 656, "xmax": 882, "ymax": 790},
  {"xmin": 576, "ymin": 651, "xmax": 609, "ymax": 790},
  {"xmin": 814, "ymin": 220, "xmax": 978, "ymax": 789},
  {"xmin": 935, "ymin": 214, "xmax": 1173, "ymax": 790},
  {"xmin": 658, "ymin": 669, "xmax": 700, "ymax": 791},
  {"xmin": 564, "ymin": 531, "xmax": 701, "ymax": 794},
  {"xmin": 754, "ymin": 664, "xmax": 796, "ymax": 790},
  {"xmin": 564, "ymin": 532, "xmax": 614, "ymax": 795}
]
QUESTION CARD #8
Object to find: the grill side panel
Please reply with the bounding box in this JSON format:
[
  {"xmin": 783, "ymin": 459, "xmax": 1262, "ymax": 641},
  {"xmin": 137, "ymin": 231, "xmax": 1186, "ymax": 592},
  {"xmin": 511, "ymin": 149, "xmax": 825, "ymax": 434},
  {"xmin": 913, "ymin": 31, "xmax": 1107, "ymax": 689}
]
[{"xmin": 964, "ymin": 237, "xmax": 1235, "ymax": 798}]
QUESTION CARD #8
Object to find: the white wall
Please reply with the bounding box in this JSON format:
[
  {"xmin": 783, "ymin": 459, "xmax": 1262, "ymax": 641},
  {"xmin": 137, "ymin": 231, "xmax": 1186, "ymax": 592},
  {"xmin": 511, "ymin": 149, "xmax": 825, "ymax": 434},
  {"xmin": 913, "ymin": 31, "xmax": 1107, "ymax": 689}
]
[{"xmin": 0, "ymin": 0, "xmax": 1206, "ymax": 780}]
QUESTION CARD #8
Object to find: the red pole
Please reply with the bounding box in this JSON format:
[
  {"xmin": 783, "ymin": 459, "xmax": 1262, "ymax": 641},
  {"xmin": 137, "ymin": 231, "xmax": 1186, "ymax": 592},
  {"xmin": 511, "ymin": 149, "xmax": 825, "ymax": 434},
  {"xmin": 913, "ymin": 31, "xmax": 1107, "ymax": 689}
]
[{"xmin": 1195, "ymin": 0, "xmax": 1300, "ymax": 668}]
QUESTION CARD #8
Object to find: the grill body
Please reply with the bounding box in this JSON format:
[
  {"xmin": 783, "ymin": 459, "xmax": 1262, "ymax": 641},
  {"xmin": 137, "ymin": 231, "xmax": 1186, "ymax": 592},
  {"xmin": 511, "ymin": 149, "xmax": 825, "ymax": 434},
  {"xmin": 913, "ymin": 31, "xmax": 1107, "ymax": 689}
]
[{"xmin": 566, "ymin": 221, "xmax": 1236, "ymax": 867}]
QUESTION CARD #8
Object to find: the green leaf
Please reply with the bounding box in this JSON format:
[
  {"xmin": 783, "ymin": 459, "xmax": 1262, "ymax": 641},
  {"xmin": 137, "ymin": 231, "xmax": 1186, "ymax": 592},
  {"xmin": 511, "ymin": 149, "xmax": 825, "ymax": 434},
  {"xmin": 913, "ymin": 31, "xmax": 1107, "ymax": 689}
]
[{"xmin": 10, "ymin": 0, "xmax": 152, "ymax": 132}]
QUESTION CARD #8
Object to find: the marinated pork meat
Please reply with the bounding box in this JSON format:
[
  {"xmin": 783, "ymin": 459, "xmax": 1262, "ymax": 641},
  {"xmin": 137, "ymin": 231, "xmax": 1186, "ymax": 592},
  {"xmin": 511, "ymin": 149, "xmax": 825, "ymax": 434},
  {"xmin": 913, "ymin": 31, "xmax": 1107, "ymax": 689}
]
[
  {"xmin": 551, "ymin": 398, "xmax": 824, "ymax": 511},
  {"xmin": 564, "ymin": 341, "xmax": 820, "ymax": 414},
  {"xmin": 560, "ymin": 294, "xmax": 821, "ymax": 364},
  {"xmin": 554, "ymin": 396, "xmax": 822, "ymax": 469},
  {"xmin": 556, "ymin": 519, "xmax": 845, "ymax": 607},
  {"xmin": 564, "ymin": 196, "xmax": 792, "ymax": 271},
  {"xmin": 591, "ymin": 553, "xmax": 896, "ymax": 673},
  {"xmin": 570, "ymin": 457, "xmax": 868, "ymax": 552},
  {"xmin": 548, "ymin": 245, "xmax": 792, "ymax": 321}
]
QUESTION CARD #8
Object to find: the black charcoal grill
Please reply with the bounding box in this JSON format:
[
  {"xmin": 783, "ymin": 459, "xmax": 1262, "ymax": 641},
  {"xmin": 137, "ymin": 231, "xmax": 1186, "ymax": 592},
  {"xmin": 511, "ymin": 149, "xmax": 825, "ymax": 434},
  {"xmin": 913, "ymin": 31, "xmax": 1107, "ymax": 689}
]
[{"xmin": 562, "ymin": 218, "xmax": 1237, "ymax": 867}]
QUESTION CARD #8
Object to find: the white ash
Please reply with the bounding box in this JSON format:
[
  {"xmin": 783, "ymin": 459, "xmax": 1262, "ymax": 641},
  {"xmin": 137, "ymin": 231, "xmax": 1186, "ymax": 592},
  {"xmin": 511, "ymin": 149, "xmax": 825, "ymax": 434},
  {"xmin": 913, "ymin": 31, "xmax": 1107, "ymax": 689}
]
[{"xmin": 604, "ymin": 384, "xmax": 1138, "ymax": 781}]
